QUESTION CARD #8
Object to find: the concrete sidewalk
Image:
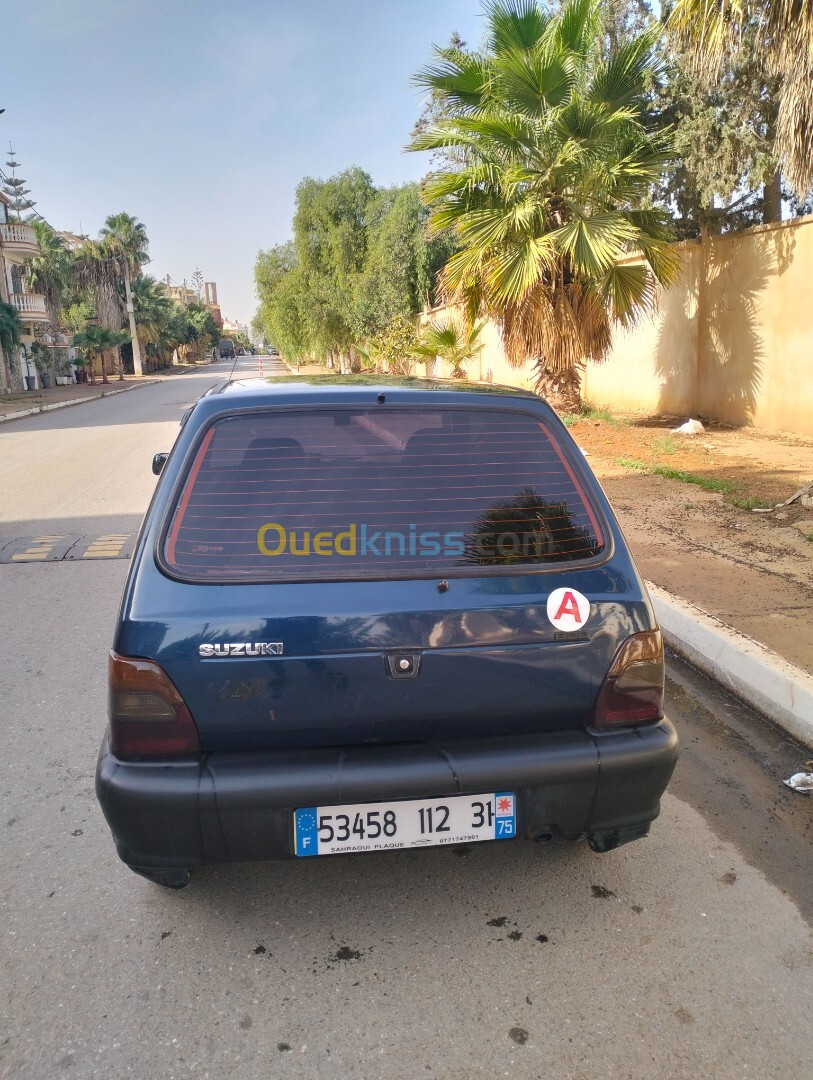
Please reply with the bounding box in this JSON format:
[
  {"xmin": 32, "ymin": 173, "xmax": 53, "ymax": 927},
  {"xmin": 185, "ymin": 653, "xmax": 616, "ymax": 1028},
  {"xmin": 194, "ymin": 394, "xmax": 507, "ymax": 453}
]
[
  {"xmin": 0, "ymin": 360, "xmax": 215, "ymax": 424},
  {"xmin": 648, "ymin": 581, "xmax": 813, "ymax": 749},
  {"xmin": 0, "ymin": 378, "xmax": 161, "ymax": 423}
]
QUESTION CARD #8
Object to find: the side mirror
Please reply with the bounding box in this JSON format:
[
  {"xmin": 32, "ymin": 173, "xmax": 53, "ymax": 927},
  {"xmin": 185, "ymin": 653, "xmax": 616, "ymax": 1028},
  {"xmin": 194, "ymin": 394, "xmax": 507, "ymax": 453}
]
[{"xmin": 152, "ymin": 452, "xmax": 169, "ymax": 476}]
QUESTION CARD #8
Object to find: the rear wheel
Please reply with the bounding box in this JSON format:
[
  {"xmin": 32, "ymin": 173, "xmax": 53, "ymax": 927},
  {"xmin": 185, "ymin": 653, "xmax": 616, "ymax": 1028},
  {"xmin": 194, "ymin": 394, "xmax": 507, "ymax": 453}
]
[{"xmin": 127, "ymin": 865, "xmax": 191, "ymax": 889}]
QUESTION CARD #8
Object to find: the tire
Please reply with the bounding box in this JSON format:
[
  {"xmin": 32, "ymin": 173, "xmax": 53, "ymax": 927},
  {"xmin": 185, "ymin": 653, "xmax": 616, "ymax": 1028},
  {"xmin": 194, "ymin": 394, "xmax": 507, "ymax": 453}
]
[{"xmin": 127, "ymin": 865, "xmax": 192, "ymax": 889}]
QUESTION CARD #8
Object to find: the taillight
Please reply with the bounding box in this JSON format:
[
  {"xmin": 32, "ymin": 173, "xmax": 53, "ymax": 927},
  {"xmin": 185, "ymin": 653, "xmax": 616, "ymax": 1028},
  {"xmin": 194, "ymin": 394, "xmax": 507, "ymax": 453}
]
[
  {"xmin": 592, "ymin": 629, "xmax": 664, "ymax": 729},
  {"xmin": 108, "ymin": 652, "xmax": 201, "ymax": 760}
]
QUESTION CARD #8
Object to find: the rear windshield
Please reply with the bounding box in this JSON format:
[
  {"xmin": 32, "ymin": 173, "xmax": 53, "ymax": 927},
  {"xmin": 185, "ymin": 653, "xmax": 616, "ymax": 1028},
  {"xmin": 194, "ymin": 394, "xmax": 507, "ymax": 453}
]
[{"xmin": 163, "ymin": 406, "xmax": 604, "ymax": 581}]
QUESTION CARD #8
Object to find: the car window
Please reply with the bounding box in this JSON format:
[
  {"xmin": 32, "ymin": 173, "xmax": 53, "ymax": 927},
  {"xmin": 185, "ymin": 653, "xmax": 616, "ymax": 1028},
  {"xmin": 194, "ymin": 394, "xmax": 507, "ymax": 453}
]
[{"xmin": 163, "ymin": 406, "xmax": 604, "ymax": 580}]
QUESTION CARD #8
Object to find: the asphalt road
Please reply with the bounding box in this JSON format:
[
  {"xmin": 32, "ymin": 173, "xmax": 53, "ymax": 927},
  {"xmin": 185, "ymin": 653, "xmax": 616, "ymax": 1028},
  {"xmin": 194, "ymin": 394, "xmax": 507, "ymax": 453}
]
[{"xmin": 1, "ymin": 358, "xmax": 811, "ymax": 1080}]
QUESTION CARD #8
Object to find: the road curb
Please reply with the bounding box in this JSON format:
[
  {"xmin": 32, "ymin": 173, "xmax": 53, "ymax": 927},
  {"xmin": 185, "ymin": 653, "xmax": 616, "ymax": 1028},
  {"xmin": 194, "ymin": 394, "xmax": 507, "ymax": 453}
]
[
  {"xmin": 647, "ymin": 580, "xmax": 813, "ymax": 749},
  {"xmin": 0, "ymin": 380, "xmax": 158, "ymax": 425}
]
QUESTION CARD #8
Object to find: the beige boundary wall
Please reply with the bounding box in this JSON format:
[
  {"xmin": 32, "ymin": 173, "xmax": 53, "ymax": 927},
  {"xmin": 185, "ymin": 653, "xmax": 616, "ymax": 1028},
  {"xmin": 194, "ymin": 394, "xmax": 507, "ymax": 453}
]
[{"xmin": 419, "ymin": 213, "xmax": 813, "ymax": 436}]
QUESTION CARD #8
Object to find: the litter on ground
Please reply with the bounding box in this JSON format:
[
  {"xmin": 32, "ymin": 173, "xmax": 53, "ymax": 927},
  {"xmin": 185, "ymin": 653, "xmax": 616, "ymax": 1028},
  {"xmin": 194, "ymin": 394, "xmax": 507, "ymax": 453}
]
[
  {"xmin": 672, "ymin": 418, "xmax": 706, "ymax": 435},
  {"xmin": 783, "ymin": 772, "xmax": 813, "ymax": 794}
]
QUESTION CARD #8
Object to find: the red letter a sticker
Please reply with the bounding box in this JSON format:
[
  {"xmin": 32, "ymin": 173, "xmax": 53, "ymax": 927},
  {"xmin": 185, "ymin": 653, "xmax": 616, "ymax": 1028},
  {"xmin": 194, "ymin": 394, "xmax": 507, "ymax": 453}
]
[{"xmin": 546, "ymin": 587, "xmax": 589, "ymax": 629}]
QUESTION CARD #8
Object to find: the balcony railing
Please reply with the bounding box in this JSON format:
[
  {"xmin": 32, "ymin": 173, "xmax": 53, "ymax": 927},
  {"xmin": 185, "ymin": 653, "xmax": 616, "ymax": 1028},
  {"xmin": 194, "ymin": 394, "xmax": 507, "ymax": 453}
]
[
  {"xmin": 0, "ymin": 222, "xmax": 39, "ymax": 254},
  {"xmin": 11, "ymin": 292, "xmax": 48, "ymax": 319}
]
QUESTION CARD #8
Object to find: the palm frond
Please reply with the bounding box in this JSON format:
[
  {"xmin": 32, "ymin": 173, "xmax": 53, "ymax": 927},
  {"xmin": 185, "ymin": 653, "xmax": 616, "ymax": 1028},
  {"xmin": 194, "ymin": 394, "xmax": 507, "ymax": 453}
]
[
  {"xmin": 412, "ymin": 50, "xmax": 492, "ymax": 113},
  {"xmin": 553, "ymin": 0, "xmax": 602, "ymax": 58},
  {"xmin": 415, "ymin": 317, "xmax": 485, "ymax": 376},
  {"xmin": 484, "ymin": 0, "xmax": 548, "ymax": 54},
  {"xmin": 487, "ymin": 235, "xmax": 558, "ymax": 303},
  {"xmin": 495, "ymin": 47, "xmax": 576, "ymax": 113},
  {"xmin": 588, "ymin": 27, "xmax": 661, "ymax": 111},
  {"xmin": 551, "ymin": 213, "xmax": 639, "ymax": 276},
  {"xmin": 598, "ymin": 262, "xmax": 658, "ymax": 326}
]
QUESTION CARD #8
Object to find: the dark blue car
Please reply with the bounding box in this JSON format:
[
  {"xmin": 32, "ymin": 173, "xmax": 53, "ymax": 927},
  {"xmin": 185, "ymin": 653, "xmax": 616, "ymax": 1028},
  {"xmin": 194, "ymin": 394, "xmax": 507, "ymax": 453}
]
[{"xmin": 96, "ymin": 377, "xmax": 678, "ymax": 887}]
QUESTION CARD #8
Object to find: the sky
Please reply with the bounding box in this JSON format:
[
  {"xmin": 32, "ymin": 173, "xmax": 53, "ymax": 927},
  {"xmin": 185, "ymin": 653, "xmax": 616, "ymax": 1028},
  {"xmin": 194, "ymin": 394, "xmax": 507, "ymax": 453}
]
[{"xmin": 0, "ymin": 0, "xmax": 488, "ymax": 327}]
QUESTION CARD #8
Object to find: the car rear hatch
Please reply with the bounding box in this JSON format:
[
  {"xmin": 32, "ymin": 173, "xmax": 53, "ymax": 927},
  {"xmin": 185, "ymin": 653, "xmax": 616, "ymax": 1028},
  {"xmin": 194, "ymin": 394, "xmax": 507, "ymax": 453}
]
[{"xmin": 120, "ymin": 397, "xmax": 653, "ymax": 752}]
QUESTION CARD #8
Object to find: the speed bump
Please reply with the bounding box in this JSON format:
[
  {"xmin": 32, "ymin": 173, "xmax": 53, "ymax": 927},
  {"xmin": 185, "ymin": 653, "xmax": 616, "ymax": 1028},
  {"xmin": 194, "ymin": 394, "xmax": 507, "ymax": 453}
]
[
  {"xmin": 1, "ymin": 535, "xmax": 82, "ymax": 563},
  {"xmin": 0, "ymin": 534, "xmax": 134, "ymax": 564}
]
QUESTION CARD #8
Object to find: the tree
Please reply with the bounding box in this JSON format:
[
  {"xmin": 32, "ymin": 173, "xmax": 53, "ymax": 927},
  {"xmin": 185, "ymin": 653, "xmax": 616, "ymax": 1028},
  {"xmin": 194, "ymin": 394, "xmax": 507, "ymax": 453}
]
[
  {"xmin": 26, "ymin": 223, "xmax": 71, "ymax": 325},
  {"xmin": 166, "ymin": 301, "xmax": 219, "ymax": 364},
  {"xmin": 72, "ymin": 239, "xmax": 123, "ymax": 346},
  {"xmin": 352, "ymin": 183, "xmax": 456, "ymax": 339},
  {"xmin": 601, "ymin": 0, "xmax": 655, "ymax": 53},
  {"xmin": 293, "ymin": 167, "xmax": 377, "ymax": 367},
  {"xmin": 254, "ymin": 176, "xmax": 456, "ymax": 367},
  {"xmin": 129, "ymin": 275, "xmax": 175, "ymax": 369},
  {"xmin": 62, "ymin": 299, "xmax": 95, "ymax": 337},
  {"xmin": 659, "ymin": 1, "xmax": 785, "ymax": 230},
  {"xmin": 26, "ymin": 222, "xmax": 72, "ymax": 381},
  {"xmin": 254, "ymin": 243, "xmax": 312, "ymax": 362},
  {"xmin": 71, "ymin": 325, "xmax": 130, "ymax": 384},
  {"xmin": 414, "ymin": 319, "xmax": 485, "ymax": 378},
  {"xmin": 410, "ymin": 32, "xmax": 471, "ymax": 169},
  {"xmin": 367, "ymin": 314, "xmax": 421, "ymax": 375},
  {"xmin": 668, "ymin": 0, "xmax": 813, "ymax": 200},
  {"xmin": 0, "ymin": 297, "xmax": 22, "ymax": 389},
  {"xmin": 409, "ymin": 0, "xmax": 678, "ymax": 406},
  {"xmin": 1, "ymin": 147, "xmax": 37, "ymax": 221},
  {"xmin": 99, "ymin": 212, "xmax": 149, "ymax": 375}
]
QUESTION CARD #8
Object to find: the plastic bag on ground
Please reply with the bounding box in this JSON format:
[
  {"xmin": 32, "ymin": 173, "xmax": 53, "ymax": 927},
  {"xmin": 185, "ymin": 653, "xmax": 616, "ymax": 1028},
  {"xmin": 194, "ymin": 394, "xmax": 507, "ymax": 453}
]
[
  {"xmin": 671, "ymin": 418, "xmax": 705, "ymax": 435},
  {"xmin": 783, "ymin": 772, "xmax": 813, "ymax": 793}
]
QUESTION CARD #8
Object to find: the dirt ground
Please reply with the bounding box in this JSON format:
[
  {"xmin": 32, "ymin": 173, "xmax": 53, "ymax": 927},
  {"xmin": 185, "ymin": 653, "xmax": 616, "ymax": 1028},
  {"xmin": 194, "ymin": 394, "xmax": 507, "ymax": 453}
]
[
  {"xmin": 567, "ymin": 414, "xmax": 813, "ymax": 670},
  {"xmin": 569, "ymin": 413, "xmax": 813, "ymax": 505}
]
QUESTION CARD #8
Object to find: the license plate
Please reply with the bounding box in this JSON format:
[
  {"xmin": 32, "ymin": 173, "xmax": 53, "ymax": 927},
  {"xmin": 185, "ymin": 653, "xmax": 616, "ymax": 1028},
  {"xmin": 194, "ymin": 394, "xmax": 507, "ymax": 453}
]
[{"xmin": 294, "ymin": 792, "xmax": 516, "ymax": 857}]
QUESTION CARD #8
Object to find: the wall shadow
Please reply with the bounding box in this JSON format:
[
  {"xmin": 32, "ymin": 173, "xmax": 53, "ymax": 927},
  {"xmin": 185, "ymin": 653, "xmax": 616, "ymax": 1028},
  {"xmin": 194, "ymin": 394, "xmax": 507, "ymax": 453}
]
[{"xmin": 654, "ymin": 226, "xmax": 798, "ymax": 427}]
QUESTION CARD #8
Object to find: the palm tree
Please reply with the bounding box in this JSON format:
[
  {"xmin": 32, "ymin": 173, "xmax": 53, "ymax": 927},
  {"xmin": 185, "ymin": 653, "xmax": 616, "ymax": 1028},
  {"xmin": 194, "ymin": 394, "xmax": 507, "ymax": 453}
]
[
  {"xmin": 26, "ymin": 223, "xmax": 71, "ymax": 323},
  {"xmin": 180, "ymin": 302, "xmax": 219, "ymax": 362},
  {"xmin": 414, "ymin": 319, "xmax": 485, "ymax": 378},
  {"xmin": 409, "ymin": 0, "xmax": 678, "ymax": 407},
  {"xmin": 72, "ymin": 325, "xmax": 130, "ymax": 385},
  {"xmin": 668, "ymin": 0, "xmax": 813, "ymax": 199},
  {"xmin": 98, "ymin": 213, "xmax": 149, "ymax": 376},
  {"xmin": 0, "ymin": 298, "xmax": 22, "ymax": 390},
  {"xmin": 130, "ymin": 275, "xmax": 175, "ymax": 370},
  {"xmin": 72, "ymin": 240, "xmax": 123, "ymax": 342},
  {"xmin": 26, "ymin": 222, "xmax": 72, "ymax": 382}
]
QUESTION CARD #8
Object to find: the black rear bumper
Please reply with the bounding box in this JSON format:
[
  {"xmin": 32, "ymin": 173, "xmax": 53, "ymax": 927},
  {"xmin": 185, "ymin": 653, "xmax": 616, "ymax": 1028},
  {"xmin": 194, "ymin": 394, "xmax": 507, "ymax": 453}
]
[{"xmin": 95, "ymin": 720, "xmax": 678, "ymax": 870}]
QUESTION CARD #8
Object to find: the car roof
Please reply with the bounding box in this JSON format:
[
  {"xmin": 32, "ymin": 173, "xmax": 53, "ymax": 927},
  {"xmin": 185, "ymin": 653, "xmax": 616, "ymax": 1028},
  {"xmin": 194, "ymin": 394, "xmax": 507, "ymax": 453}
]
[{"xmin": 215, "ymin": 375, "xmax": 538, "ymax": 401}]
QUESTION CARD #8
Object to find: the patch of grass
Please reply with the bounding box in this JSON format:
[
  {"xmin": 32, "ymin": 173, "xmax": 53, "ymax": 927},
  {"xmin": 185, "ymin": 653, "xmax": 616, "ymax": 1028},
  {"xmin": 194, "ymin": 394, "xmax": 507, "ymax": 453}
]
[
  {"xmin": 580, "ymin": 403, "xmax": 615, "ymax": 423},
  {"xmin": 615, "ymin": 457, "xmax": 741, "ymax": 495},
  {"xmin": 651, "ymin": 465, "xmax": 739, "ymax": 494},
  {"xmin": 562, "ymin": 403, "xmax": 631, "ymax": 426},
  {"xmin": 615, "ymin": 456, "xmax": 650, "ymax": 471},
  {"xmin": 804, "ymin": 531, "xmax": 813, "ymax": 544},
  {"xmin": 729, "ymin": 495, "xmax": 775, "ymax": 510},
  {"xmin": 652, "ymin": 435, "xmax": 682, "ymax": 456}
]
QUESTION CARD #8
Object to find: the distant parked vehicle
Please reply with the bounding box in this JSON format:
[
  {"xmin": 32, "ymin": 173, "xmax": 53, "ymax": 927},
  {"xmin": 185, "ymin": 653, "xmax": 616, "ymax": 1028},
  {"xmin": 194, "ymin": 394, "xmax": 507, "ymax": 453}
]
[
  {"xmin": 236, "ymin": 348, "xmax": 245, "ymax": 356},
  {"xmin": 217, "ymin": 338, "xmax": 235, "ymax": 359}
]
